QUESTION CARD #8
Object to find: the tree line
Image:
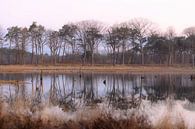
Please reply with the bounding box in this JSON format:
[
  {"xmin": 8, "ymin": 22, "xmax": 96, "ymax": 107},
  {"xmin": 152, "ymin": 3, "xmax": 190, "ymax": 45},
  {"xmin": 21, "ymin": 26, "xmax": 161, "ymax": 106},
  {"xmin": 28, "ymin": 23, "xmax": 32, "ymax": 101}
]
[{"xmin": 0, "ymin": 18, "xmax": 195, "ymax": 66}]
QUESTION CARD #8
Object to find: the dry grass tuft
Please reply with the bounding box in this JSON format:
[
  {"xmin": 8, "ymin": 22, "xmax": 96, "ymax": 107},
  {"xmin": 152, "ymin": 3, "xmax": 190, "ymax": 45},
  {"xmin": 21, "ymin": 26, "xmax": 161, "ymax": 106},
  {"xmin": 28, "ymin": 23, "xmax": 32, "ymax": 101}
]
[
  {"xmin": 0, "ymin": 100, "xmax": 152, "ymax": 129},
  {"xmin": 0, "ymin": 100, "xmax": 191, "ymax": 129},
  {"xmin": 155, "ymin": 115, "xmax": 187, "ymax": 129}
]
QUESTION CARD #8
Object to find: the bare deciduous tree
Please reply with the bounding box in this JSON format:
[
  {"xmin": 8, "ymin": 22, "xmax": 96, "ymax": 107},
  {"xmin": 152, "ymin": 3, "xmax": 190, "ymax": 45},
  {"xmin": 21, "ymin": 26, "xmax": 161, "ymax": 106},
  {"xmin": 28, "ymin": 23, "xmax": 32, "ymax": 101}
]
[
  {"xmin": 129, "ymin": 18, "xmax": 153, "ymax": 65},
  {"xmin": 29, "ymin": 22, "xmax": 46, "ymax": 65},
  {"xmin": 59, "ymin": 24, "xmax": 78, "ymax": 62},
  {"xmin": 5, "ymin": 26, "xmax": 21, "ymax": 64},
  {"xmin": 165, "ymin": 27, "xmax": 176, "ymax": 66},
  {"xmin": 0, "ymin": 26, "xmax": 4, "ymax": 63},
  {"xmin": 183, "ymin": 27, "xmax": 195, "ymax": 67},
  {"xmin": 0, "ymin": 27, "xmax": 3, "ymax": 47},
  {"xmin": 2, "ymin": 19, "xmax": 195, "ymax": 66},
  {"xmin": 59, "ymin": 24, "xmax": 78, "ymax": 54},
  {"xmin": 115, "ymin": 24, "xmax": 131, "ymax": 65},
  {"xmin": 106, "ymin": 26, "xmax": 122, "ymax": 66},
  {"xmin": 19, "ymin": 27, "xmax": 29, "ymax": 64},
  {"xmin": 47, "ymin": 30, "xmax": 61, "ymax": 65},
  {"xmin": 77, "ymin": 21, "xmax": 103, "ymax": 65}
]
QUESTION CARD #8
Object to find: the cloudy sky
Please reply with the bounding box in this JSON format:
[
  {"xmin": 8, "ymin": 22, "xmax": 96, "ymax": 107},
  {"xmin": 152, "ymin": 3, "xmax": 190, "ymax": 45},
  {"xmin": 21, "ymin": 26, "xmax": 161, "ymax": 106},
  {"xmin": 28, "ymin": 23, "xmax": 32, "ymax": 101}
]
[{"xmin": 0, "ymin": 0, "xmax": 195, "ymax": 33}]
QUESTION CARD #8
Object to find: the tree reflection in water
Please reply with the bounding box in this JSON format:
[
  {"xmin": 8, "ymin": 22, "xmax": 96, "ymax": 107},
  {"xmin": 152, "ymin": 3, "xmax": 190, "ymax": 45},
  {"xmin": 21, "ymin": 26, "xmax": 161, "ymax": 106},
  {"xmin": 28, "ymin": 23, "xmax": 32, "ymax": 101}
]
[{"xmin": 0, "ymin": 73, "xmax": 195, "ymax": 111}]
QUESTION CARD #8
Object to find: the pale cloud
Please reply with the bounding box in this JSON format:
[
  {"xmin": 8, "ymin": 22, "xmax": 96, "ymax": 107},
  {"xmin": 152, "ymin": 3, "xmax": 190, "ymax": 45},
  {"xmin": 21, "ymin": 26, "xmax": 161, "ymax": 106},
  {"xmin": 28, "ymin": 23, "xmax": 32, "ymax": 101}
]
[{"xmin": 0, "ymin": 0, "xmax": 195, "ymax": 33}]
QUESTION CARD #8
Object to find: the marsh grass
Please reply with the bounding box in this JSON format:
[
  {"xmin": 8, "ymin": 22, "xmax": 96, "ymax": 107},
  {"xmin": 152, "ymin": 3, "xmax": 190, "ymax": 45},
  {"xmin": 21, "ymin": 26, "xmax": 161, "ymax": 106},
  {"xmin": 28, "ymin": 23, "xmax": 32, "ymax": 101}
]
[
  {"xmin": 0, "ymin": 99, "xmax": 190, "ymax": 129},
  {"xmin": 154, "ymin": 114, "xmax": 187, "ymax": 129}
]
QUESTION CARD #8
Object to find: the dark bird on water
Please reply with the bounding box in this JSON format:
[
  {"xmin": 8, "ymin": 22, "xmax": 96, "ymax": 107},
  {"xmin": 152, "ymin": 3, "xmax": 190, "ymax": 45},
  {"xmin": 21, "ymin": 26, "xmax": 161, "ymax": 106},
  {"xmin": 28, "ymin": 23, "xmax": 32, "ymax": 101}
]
[
  {"xmin": 190, "ymin": 75, "xmax": 195, "ymax": 80},
  {"xmin": 141, "ymin": 76, "xmax": 145, "ymax": 80},
  {"xmin": 133, "ymin": 86, "xmax": 139, "ymax": 91},
  {"xmin": 103, "ymin": 80, "xmax": 106, "ymax": 85}
]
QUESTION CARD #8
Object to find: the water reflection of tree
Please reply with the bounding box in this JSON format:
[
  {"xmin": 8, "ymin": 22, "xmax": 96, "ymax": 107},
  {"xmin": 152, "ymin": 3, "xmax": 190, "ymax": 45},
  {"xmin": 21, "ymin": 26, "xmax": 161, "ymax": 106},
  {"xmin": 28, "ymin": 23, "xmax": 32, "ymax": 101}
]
[
  {"xmin": 46, "ymin": 73, "xmax": 195, "ymax": 110},
  {"xmin": 106, "ymin": 74, "xmax": 141, "ymax": 109},
  {"xmin": 1, "ymin": 78, "xmax": 30, "ymax": 110},
  {"xmin": 30, "ymin": 73, "xmax": 44, "ymax": 111},
  {"xmin": 3, "ymin": 73, "xmax": 195, "ymax": 112},
  {"xmin": 83, "ymin": 73, "xmax": 95, "ymax": 103},
  {"xmin": 144, "ymin": 74, "xmax": 195, "ymax": 102},
  {"xmin": 48, "ymin": 74, "xmax": 78, "ymax": 111},
  {"xmin": 78, "ymin": 73, "xmax": 102, "ymax": 106}
]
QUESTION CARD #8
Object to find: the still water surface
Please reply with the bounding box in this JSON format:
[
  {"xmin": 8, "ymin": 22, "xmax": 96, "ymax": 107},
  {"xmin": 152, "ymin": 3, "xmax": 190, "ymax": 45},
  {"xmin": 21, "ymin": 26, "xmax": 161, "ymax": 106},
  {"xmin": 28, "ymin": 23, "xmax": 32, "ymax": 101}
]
[{"xmin": 0, "ymin": 73, "xmax": 195, "ymax": 109}]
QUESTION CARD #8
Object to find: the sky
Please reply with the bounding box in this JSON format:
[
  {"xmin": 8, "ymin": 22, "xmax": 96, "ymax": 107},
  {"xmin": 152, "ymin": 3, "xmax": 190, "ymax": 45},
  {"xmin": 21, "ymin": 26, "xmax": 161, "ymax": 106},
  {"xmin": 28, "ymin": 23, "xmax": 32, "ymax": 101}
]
[{"xmin": 0, "ymin": 0, "xmax": 195, "ymax": 33}]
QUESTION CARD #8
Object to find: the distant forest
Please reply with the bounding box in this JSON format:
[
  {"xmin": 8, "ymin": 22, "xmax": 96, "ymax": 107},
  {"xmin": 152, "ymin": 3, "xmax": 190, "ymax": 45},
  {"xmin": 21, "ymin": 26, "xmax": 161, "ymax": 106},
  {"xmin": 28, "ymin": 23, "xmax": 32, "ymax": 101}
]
[{"xmin": 1, "ymin": 18, "xmax": 195, "ymax": 66}]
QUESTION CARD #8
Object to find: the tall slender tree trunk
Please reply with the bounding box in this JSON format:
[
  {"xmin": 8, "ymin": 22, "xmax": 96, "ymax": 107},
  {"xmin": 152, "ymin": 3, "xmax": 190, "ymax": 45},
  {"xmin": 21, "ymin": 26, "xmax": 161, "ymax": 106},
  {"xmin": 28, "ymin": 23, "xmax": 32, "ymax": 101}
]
[
  {"xmin": 141, "ymin": 47, "xmax": 144, "ymax": 65},
  {"xmin": 62, "ymin": 49, "xmax": 65, "ymax": 63},
  {"xmin": 22, "ymin": 51, "xmax": 25, "ymax": 65},
  {"xmin": 122, "ymin": 43, "xmax": 125, "ymax": 65},
  {"xmin": 35, "ymin": 44, "xmax": 38, "ymax": 65},
  {"xmin": 31, "ymin": 44, "xmax": 34, "ymax": 64},
  {"xmin": 0, "ymin": 51, "xmax": 1, "ymax": 65},
  {"xmin": 169, "ymin": 54, "xmax": 172, "ymax": 66},
  {"xmin": 192, "ymin": 54, "xmax": 195, "ymax": 68},
  {"xmin": 181, "ymin": 52, "xmax": 184, "ymax": 65},
  {"xmin": 168, "ymin": 45, "xmax": 172, "ymax": 66},
  {"xmin": 116, "ymin": 48, "xmax": 119, "ymax": 65},
  {"xmin": 82, "ymin": 45, "xmax": 87, "ymax": 66},
  {"xmin": 140, "ymin": 39, "xmax": 144, "ymax": 65},
  {"xmin": 112, "ymin": 46, "xmax": 116, "ymax": 66},
  {"xmin": 9, "ymin": 41, "xmax": 12, "ymax": 64},
  {"xmin": 41, "ymin": 44, "xmax": 44, "ymax": 65},
  {"xmin": 91, "ymin": 51, "xmax": 94, "ymax": 65}
]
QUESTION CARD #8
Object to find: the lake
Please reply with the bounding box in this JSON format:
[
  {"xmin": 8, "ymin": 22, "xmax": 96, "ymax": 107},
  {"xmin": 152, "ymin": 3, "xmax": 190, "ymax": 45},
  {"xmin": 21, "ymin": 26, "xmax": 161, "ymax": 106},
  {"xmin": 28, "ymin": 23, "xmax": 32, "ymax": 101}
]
[
  {"xmin": 1, "ymin": 72, "xmax": 195, "ymax": 128},
  {"xmin": 0, "ymin": 73, "xmax": 195, "ymax": 109}
]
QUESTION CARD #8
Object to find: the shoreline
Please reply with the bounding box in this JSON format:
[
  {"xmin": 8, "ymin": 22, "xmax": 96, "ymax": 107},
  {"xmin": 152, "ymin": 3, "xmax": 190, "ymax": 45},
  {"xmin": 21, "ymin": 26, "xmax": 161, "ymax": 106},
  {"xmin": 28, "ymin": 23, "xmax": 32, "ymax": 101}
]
[{"xmin": 0, "ymin": 65, "xmax": 195, "ymax": 74}]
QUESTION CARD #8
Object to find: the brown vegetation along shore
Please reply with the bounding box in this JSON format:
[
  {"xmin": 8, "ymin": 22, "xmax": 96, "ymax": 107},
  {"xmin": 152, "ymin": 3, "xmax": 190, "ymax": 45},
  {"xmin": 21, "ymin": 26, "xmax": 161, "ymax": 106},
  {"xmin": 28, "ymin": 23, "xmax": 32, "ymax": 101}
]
[
  {"xmin": 0, "ymin": 99, "xmax": 187, "ymax": 129},
  {"xmin": 0, "ymin": 65, "xmax": 195, "ymax": 74},
  {"xmin": 0, "ymin": 111, "xmax": 152, "ymax": 129},
  {"xmin": 0, "ymin": 100, "xmax": 188, "ymax": 129}
]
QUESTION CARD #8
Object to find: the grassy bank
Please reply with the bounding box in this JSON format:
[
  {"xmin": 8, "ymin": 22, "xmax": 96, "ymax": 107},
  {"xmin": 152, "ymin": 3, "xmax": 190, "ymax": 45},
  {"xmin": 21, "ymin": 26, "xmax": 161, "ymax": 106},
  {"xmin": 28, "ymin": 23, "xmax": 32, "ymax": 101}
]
[
  {"xmin": 0, "ymin": 111, "xmax": 187, "ymax": 129},
  {"xmin": 0, "ymin": 100, "xmax": 187, "ymax": 129},
  {"xmin": 0, "ymin": 112, "xmax": 152, "ymax": 129},
  {"xmin": 0, "ymin": 64, "xmax": 195, "ymax": 74}
]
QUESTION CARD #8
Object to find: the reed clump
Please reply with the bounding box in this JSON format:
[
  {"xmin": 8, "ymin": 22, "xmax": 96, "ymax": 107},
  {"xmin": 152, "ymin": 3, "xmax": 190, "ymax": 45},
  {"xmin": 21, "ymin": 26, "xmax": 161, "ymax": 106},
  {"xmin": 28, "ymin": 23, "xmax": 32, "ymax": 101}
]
[
  {"xmin": 0, "ymin": 100, "xmax": 189, "ymax": 129},
  {"xmin": 154, "ymin": 115, "xmax": 187, "ymax": 129}
]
